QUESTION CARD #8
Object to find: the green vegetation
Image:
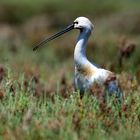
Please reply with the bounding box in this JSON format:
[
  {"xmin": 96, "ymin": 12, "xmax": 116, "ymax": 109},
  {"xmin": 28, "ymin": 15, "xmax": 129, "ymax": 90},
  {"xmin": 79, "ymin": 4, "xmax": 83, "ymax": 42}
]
[
  {"xmin": 0, "ymin": 70, "xmax": 140, "ymax": 140},
  {"xmin": 0, "ymin": 0, "xmax": 140, "ymax": 139}
]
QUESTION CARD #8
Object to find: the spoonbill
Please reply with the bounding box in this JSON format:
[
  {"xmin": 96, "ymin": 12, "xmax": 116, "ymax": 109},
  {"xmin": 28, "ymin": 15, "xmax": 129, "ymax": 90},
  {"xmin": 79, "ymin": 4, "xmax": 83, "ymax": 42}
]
[{"xmin": 33, "ymin": 17, "xmax": 123, "ymax": 102}]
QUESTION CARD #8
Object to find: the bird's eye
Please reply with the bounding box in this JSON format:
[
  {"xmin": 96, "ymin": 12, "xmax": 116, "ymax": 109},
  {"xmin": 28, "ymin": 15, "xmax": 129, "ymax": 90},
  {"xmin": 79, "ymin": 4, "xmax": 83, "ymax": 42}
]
[{"xmin": 74, "ymin": 21, "xmax": 78, "ymax": 24}]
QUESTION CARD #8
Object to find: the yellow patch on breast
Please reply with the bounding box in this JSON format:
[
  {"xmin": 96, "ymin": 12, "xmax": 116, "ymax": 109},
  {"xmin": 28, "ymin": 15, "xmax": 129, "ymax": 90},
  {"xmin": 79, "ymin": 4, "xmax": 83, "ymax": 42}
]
[{"xmin": 76, "ymin": 64, "xmax": 96, "ymax": 77}]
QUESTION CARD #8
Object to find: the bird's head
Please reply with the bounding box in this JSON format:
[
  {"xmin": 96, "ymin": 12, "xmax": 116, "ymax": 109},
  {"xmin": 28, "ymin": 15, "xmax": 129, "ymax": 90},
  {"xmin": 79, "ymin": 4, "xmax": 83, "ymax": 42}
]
[
  {"xmin": 73, "ymin": 17, "xmax": 93, "ymax": 31},
  {"xmin": 33, "ymin": 17, "xmax": 93, "ymax": 51}
]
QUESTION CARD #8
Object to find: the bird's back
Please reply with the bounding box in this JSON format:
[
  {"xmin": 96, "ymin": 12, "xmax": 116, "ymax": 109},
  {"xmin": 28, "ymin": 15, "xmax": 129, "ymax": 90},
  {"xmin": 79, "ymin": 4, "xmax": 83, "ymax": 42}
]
[
  {"xmin": 75, "ymin": 63, "xmax": 122, "ymax": 102},
  {"xmin": 75, "ymin": 63, "xmax": 113, "ymax": 89}
]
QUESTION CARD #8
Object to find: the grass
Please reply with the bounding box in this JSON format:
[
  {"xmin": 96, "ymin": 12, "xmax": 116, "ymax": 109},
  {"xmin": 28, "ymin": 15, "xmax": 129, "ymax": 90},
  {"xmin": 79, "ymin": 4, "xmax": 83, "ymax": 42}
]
[
  {"xmin": 0, "ymin": 0, "xmax": 140, "ymax": 139},
  {"xmin": 0, "ymin": 0, "xmax": 140, "ymax": 24},
  {"xmin": 0, "ymin": 69, "xmax": 140, "ymax": 140}
]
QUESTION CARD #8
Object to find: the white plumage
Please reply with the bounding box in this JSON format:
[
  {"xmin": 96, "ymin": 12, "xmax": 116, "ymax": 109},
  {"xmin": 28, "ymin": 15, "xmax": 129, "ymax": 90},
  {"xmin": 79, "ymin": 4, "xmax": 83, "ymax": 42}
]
[{"xmin": 33, "ymin": 16, "xmax": 123, "ymax": 102}]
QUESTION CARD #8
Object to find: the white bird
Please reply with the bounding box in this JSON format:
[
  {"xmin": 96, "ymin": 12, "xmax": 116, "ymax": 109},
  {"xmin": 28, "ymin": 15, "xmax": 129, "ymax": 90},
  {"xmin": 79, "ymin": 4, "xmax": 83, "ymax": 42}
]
[{"xmin": 33, "ymin": 17, "xmax": 123, "ymax": 102}]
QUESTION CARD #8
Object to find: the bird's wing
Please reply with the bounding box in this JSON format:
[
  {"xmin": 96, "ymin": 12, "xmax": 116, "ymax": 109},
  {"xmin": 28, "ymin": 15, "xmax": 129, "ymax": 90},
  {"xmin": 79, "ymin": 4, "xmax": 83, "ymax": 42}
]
[
  {"xmin": 104, "ymin": 70, "xmax": 123, "ymax": 103},
  {"xmin": 94, "ymin": 68, "xmax": 116, "ymax": 84},
  {"xmin": 91, "ymin": 69, "xmax": 123, "ymax": 103},
  {"xmin": 104, "ymin": 71, "xmax": 116, "ymax": 84}
]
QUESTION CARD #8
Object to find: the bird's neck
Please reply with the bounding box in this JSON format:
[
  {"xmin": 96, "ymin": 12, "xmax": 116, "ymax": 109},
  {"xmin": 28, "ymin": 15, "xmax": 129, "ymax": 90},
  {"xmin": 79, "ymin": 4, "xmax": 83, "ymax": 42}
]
[{"xmin": 74, "ymin": 29, "xmax": 91, "ymax": 68}]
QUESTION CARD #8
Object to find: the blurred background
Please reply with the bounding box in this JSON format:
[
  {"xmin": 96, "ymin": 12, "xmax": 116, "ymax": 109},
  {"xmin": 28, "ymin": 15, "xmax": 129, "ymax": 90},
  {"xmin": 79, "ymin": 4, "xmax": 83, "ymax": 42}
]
[{"xmin": 0, "ymin": 0, "xmax": 140, "ymax": 89}]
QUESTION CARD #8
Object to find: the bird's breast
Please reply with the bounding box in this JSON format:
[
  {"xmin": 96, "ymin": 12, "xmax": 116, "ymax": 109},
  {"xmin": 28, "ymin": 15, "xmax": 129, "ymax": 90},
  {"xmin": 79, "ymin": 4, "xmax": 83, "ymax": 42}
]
[
  {"xmin": 75, "ymin": 64, "xmax": 97, "ymax": 90},
  {"xmin": 76, "ymin": 64, "xmax": 96, "ymax": 78},
  {"xmin": 75, "ymin": 65, "xmax": 115, "ymax": 90}
]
